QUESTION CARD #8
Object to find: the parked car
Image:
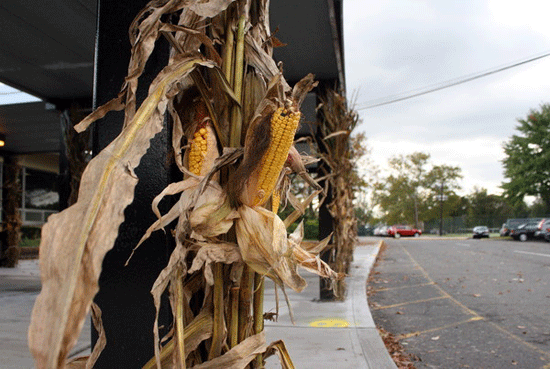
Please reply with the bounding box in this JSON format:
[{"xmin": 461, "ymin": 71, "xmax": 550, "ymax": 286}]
[
  {"xmin": 378, "ymin": 226, "xmax": 390, "ymax": 236},
  {"xmin": 472, "ymin": 226, "xmax": 489, "ymax": 239},
  {"xmin": 535, "ymin": 219, "xmax": 550, "ymax": 241},
  {"xmin": 499, "ymin": 223, "xmax": 509, "ymax": 237},
  {"xmin": 533, "ymin": 218, "xmax": 549, "ymax": 239},
  {"xmin": 510, "ymin": 220, "xmax": 540, "ymax": 241},
  {"xmin": 387, "ymin": 225, "xmax": 422, "ymax": 238}
]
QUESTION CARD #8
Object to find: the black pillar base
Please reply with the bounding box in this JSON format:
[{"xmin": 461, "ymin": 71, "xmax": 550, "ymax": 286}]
[{"xmin": 91, "ymin": 1, "xmax": 174, "ymax": 367}]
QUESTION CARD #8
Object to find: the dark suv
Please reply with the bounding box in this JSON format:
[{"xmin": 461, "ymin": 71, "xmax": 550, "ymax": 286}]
[{"xmin": 510, "ymin": 220, "xmax": 541, "ymax": 241}]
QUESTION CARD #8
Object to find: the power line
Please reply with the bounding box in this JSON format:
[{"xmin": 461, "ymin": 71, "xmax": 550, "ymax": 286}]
[{"xmin": 357, "ymin": 51, "xmax": 550, "ymax": 110}]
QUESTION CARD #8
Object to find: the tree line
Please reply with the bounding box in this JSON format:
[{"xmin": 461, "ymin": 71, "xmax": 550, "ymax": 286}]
[{"xmin": 355, "ymin": 103, "xmax": 550, "ymax": 231}]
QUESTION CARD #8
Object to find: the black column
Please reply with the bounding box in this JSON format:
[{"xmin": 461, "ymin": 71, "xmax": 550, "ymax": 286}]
[
  {"xmin": 316, "ymin": 81, "xmax": 336, "ymax": 301},
  {"xmin": 91, "ymin": 1, "xmax": 173, "ymax": 368}
]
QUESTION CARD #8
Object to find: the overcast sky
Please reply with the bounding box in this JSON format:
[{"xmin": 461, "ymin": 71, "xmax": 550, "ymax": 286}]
[
  {"xmin": 344, "ymin": 0, "xmax": 550, "ymax": 196},
  {"xmin": 2, "ymin": 1, "xmax": 549, "ymax": 198}
]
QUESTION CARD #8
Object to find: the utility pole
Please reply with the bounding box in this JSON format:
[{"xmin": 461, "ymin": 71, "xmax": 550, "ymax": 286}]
[{"xmin": 439, "ymin": 181, "xmax": 445, "ymax": 236}]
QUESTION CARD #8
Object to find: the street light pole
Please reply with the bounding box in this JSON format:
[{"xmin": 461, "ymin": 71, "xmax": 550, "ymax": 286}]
[{"xmin": 439, "ymin": 181, "xmax": 444, "ymax": 236}]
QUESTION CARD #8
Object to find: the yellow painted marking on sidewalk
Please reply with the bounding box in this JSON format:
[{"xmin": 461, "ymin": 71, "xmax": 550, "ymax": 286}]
[
  {"xmin": 400, "ymin": 245, "xmax": 550, "ymax": 360},
  {"xmin": 398, "ymin": 316, "xmax": 484, "ymax": 339},
  {"xmin": 372, "ymin": 295, "xmax": 447, "ymax": 310},
  {"xmin": 372, "ymin": 281, "xmax": 435, "ymax": 293},
  {"xmin": 309, "ymin": 318, "xmax": 350, "ymax": 328}
]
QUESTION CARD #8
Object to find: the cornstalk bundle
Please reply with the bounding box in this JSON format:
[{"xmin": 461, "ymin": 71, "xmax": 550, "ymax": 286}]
[
  {"xmin": 28, "ymin": 1, "xmax": 342, "ymax": 368},
  {"xmin": 317, "ymin": 90, "xmax": 360, "ymax": 299},
  {"xmin": 1, "ymin": 156, "xmax": 22, "ymax": 268}
]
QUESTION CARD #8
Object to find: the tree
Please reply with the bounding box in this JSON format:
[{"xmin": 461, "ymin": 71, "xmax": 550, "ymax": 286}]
[
  {"xmin": 372, "ymin": 152, "xmax": 462, "ymax": 228},
  {"xmin": 373, "ymin": 152, "xmax": 429, "ymax": 227},
  {"xmin": 502, "ymin": 104, "xmax": 550, "ymax": 209},
  {"xmin": 466, "ymin": 187, "xmax": 513, "ymax": 228}
]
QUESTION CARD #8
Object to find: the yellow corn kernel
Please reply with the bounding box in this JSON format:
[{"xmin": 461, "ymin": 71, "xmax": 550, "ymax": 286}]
[
  {"xmin": 188, "ymin": 126, "xmax": 209, "ymax": 176},
  {"xmin": 271, "ymin": 191, "xmax": 281, "ymax": 214},
  {"xmin": 252, "ymin": 107, "xmax": 300, "ymax": 206}
]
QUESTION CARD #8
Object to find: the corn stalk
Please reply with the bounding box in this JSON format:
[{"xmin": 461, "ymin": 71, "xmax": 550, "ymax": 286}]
[
  {"xmin": 28, "ymin": 1, "xmax": 341, "ymax": 368},
  {"xmin": 316, "ymin": 90, "xmax": 360, "ymax": 299}
]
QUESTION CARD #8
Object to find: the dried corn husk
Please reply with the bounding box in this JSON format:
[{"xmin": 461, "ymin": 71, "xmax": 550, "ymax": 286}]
[
  {"xmin": 235, "ymin": 205, "xmax": 341, "ymax": 293},
  {"xmin": 28, "ymin": 56, "xmax": 214, "ymax": 369},
  {"xmin": 29, "ymin": 1, "xmax": 343, "ymax": 368}
]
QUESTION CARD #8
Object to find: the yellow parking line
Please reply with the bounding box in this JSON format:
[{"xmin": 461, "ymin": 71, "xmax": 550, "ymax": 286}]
[
  {"xmin": 400, "ymin": 245, "xmax": 550, "ymax": 359},
  {"xmin": 398, "ymin": 316, "xmax": 484, "ymax": 339},
  {"xmin": 372, "ymin": 281, "xmax": 435, "ymax": 292},
  {"xmin": 400, "ymin": 246, "xmax": 478, "ymax": 317},
  {"xmin": 372, "ymin": 295, "xmax": 447, "ymax": 310}
]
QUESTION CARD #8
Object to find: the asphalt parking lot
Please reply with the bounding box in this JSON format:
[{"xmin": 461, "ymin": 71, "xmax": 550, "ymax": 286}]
[{"xmin": 368, "ymin": 237, "xmax": 550, "ymax": 368}]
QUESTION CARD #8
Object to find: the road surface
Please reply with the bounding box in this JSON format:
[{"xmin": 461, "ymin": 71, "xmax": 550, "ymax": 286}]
[{"xmin": 368, "ymin": 237, "xmax": 550, "ymax": 368}]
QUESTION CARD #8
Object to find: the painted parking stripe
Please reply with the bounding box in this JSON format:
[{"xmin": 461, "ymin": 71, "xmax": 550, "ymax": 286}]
[
  {"xmin": 372, "ymin": 281, "xmax": 435, "ymax": 293},
  {"xmin": 455, "ymin": 243, "xmax": 470, "ymax": 247},
  {"xmin": 372, "ymin": 296, "xmax": 448, "ymax": 310},
  {"xmin": 399, "ymin": 316, "xmax": 484, "ymax": 340},
  {"xmin": 514, "ymin": 250, "xmax": 550, "ymax": 258}
]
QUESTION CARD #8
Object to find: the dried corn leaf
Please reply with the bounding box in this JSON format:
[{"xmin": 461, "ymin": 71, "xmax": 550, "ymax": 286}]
[
  {"xmin": 244, "ymin": 34, "xmax": 290, "ymax": 92},
  {"xmin": 286, "ymin": 146, "xmax": 321, "ymax": 191},
  {"xmin": 65, "ymin": 303, "xmax": 105, "ymax": 369},
  {"xmin": 191, "ymin": 331, "xmax": 268, "ymax": 369},
  {"xmin": 323, "ymin": 130, "xmax": 350, "ymax": 140},
  {"xmin": 283, "ymin": 190, "xmax": 321, "ymax": 229},
  {"xmin": 188, "ymin": 0, "xmax": 234, "ymax": 17},
  {"xmin": 188, "ymin": 242, "xmax": 242, "ymax": 285},
  {"xmin": 142, "ymin": 310, "xmax": 214, "ymax": 369},
  {"xmin": 150, "ymin": 241, "xmax": 190, "ymax": 369},
  {"xmin": 263, "ymin": 340, "xmax": 295, "ymax": 369},
  {"xmin": 29, "ymin": 56, "xmax": 213, "ymax": 369}
]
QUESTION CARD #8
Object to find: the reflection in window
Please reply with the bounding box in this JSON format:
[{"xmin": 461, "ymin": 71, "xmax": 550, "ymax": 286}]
[{"xmin": 23, "ymin": 168, "xmax": 59, "ymax": 211}]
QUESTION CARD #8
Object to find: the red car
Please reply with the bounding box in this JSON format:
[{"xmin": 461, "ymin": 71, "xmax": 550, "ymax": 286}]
[{"xmin": 387, "ymin": 225, "xmax": 422, "ymax": 238}]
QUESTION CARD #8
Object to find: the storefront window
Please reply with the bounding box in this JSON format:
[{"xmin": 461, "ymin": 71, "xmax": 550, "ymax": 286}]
[{"xmin": 23, "ymin": 168, "xmax": 59, "ymax": 211}]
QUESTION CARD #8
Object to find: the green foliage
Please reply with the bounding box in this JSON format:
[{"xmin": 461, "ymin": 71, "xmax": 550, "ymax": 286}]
[
  {"xmin": 287, "ymin": 218, "xmax": 319, "ymax": 240},
  {"xmin": 465, "ymin": 187, "xmax": 513, "ymax": 228},
  {"xmin": 372, "ymin": 152, "xmax": 462, "ymax": 227},
  {"xmin": 354, "ymin": 205, "xmax": 372, "ymax": 231},
  {"xmin": 502, "ymin": 104, "xmax": 550, "ymax": 208}
]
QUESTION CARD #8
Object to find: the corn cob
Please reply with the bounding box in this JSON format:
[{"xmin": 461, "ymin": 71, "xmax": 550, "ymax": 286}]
[
  {"xmin": 187, "ymin": 122, "xmax": 218, "ymax": 176},
  {"xmin": 251, "ymin": 106, "xmax": 300, "ymax": 207}
]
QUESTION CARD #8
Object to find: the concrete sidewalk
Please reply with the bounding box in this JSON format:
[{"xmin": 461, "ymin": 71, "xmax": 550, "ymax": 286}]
[
  {"xmin": 263, "ymin": 239, "xmax": 396, "ymax": 368},
  {"xmin": 0, "ymin": 238, "xmax": 395, "ymax": 368}
]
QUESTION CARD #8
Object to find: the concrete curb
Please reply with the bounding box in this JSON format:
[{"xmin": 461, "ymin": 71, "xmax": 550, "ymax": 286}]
[{"xmin": 352, "ymin": 240, "xmax": 398, "ymax": 369}]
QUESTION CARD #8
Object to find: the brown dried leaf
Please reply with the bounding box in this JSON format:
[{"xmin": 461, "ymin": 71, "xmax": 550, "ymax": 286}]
[
  {"xmin": 188, "ymin": 0, "xmax": 235, "ymax": 17},
  {"xmin": 236, "ymin": 206, "xmax": 306, "ymax": 292},
  {"xmin": 188, "ymin": 242, "xmax": 243, "ymax": 285},
  {"xmin": 150, "ymin": 242, "xmax": 190, "ymax": 369},
  {"xmin": 191, "ymin": 331, "xmax": 268, "ymax": 369},
  {"xmin": 290, "ymin": 73, "xmax": 318, "ymax": 108},
  {"xmin": 244, "ymin": 34, "xmax": 290, "ymax": 92},
  {"xmin": 236, "ymin": 206, "xmax": 341, "ymax": 293},
  {"xmin": 263, "ymin": 340, "xmax": 295, "ymax": 369},
  {"xmin": 63, "ymin": 304, "xmax": 105, "ymax": 369},
  {"xmin": 28, "ymin": 56, "xmax": 213, "ymax": 369}
]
